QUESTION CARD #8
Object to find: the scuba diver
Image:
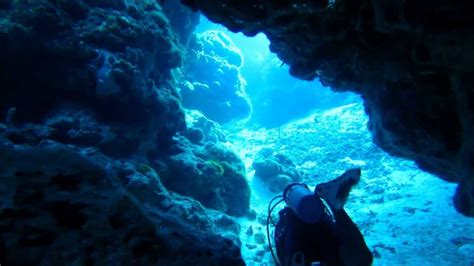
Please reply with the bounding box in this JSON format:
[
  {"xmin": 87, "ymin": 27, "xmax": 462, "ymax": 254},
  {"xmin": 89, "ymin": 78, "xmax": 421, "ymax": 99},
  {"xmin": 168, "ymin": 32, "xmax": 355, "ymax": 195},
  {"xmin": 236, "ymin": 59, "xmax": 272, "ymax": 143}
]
[{"xmin": 267, "ymin": 168, "xmax": 373, "ymax": 266}]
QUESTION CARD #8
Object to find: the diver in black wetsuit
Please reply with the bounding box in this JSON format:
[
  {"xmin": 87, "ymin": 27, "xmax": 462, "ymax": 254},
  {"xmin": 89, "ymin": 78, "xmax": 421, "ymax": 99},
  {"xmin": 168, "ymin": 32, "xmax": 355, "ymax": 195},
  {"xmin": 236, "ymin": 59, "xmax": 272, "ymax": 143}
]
[{"xmin": 268, "ymin": 168, "xmax": 373, "ymax": 266}]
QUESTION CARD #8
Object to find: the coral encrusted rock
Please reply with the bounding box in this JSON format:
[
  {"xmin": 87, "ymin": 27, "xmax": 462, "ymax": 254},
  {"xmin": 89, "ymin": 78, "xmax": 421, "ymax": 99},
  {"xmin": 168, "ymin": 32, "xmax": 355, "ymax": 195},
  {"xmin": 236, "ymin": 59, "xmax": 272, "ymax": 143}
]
[
  {"xmin": 0, "ymin": 136, "xmax": 244, "ymax": 265},
  {"xmin": 179, "ymin": 30, "xmax": 252, "ymax": 124},
  {"xmin": 0, "ymin": 0, "xmax": 186, "ymax": 157},
  {"xmin": 252, "ymin": 148, "xmax": 304, "ymax": 192},
  {"xmin": 181, "ymin": 0, "xmax": 474, "ymax": 216},
  {"xmin": 0, "ymin": 0, "xmax": 245, "ymax": 264},
  {"xmin": 153, "ymin": 136, "xmax": 251, "ymax": 217},
  {"xmin": 184, "ymin": 109, "xmax": 227, "ymax": 143},
  {"xmin": 162, "ymin": 0, "xmax": 200, "ymax": 46}
]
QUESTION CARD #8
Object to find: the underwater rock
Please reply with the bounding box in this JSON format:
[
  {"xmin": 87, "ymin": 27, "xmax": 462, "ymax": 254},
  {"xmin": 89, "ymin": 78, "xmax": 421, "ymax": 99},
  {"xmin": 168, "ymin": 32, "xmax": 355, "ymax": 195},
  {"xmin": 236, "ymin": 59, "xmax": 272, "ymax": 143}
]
[
  {"xmin": 213, "ymin": 213, "xmax": 241, "ymax": 235},
  {"xmin": 0, "ymin": 0, "xmax": 246, "ymax": 264},
  {"xmin": 179, "ymin": 31, "xmax": 252, "ymax": 124},
  {"xmin": 271, "ymin": 174, "xmax": 293, "ymax": 192},
  {"xmin": 246, "ymin": 225, "xmax": 254, "ymax": 236},
  {"xmin": 182, "ymin": 0, "xmax": 474, "ymax": 216},
  {"xmin": 252, "ymin": 148, "xmax": 304, "ymax": 192},
  {"xmin": 185, "ymin": 109, "xmax": 227, "ymax": 143},
  {"xmin": 183, "ymin": 127, "xmax": 205, "ymax": 144},
  {"xmin": 0, "ymin": 0, "xmax": 186, "ymax": 158},
  {"xmin": 253, "ymin": 232, "xmax": 266, "ymax": 245},
  {"xmin": 154, "ymin": 135, "xmax": 251, "ymax": 217},
  {"xmin": 0, "ymin": 136, "xmax": 244, "ymax": 265},
  {"xmin": 253, "ymin": 158, "xmax": 281, "ymax": 180},
  {"xmin": 245, "ymin": 208, "xmax": 257, "ymax": 220},
  {"xmin": 161, "ymin": 0, "xmax": 200, "ymax": 46}
]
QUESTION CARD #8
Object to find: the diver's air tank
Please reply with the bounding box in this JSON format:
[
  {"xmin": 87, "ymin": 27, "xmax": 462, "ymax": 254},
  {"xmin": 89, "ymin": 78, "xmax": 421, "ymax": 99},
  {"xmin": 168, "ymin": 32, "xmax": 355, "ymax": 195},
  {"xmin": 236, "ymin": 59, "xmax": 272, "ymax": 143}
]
[{"xmin": 283, "ymin": 183, "xmax": 325, "ymax": 224}]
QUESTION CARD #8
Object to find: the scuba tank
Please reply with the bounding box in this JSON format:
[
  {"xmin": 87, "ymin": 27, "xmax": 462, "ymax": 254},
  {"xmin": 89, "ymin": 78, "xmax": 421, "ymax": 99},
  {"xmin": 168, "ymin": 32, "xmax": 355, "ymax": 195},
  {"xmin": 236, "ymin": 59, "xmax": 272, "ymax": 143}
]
[
  {"xmin": 267, "ymin": 183, "xmax": 335, "ymax": 266},
  {"xmin": 283, "ymin": 183, "xmax": 327, "ymax": 224},
  {"xmin": 267, "ymin": 168, "xmax": 372, "ymax": 266}
]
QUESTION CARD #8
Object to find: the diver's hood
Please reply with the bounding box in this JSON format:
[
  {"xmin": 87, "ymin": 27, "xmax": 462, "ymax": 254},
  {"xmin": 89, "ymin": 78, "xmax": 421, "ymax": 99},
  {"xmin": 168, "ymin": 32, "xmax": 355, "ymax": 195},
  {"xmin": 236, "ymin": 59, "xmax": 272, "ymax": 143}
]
[{"xmin": 315, "ymin": 168, "xmax": 361, "ymax": 210}]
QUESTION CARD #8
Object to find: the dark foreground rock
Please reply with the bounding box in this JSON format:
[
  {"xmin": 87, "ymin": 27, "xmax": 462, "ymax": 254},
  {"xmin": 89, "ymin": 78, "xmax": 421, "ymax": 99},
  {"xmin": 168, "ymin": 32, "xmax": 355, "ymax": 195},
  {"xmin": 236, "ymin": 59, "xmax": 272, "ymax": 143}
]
[
  {"xmin": 181, "ymin": 0, "xmax": 474, "ymax": 216},
  {"xmin": 0, "ymin": 136, "xmax": 244, "ymax": 265},
  {"xmin": 0, "ymin": 0, "xmax": 186, "ymax": 156},
  {"xmin": 0, "ymin": 0, "xmax": 248, "ymax": 264}
]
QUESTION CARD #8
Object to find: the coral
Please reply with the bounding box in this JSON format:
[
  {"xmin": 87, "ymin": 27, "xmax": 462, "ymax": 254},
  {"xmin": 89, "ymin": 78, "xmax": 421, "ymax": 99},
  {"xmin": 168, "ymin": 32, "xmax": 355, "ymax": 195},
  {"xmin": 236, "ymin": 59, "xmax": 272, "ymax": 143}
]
[
  {"xmin": 205, "ymin": 160, "xmax": 225, "ymax": 176},
  {"xmin": 0, "ymin": 135, "xmax": 244, "ymax": 265},
  {"xmin": 179, "ymin": 30, "xmax": 252, "ymax": 124},
  {"xmin": 254, "ymin": 158, "xmax": 281, "ymax": 180},
  {"xmin": 137, "ymin": 163, "xmax": 154, "ymax": 175},
  {"xmin": 252, "ymin": 148, "xmax": 304, "ymax": 192},
  {"xmin": 154, "ymin": 136, "xmax": 251, "ymax": 217},
  {"xmin": 0, "ymin": 0, "xmax": 245, "ymax": 264},
  {"xmin": 183, "ymin": 127, "xmax": 205, "ymax": 144},
  {"xmin": 185, "ymin": 109, "xmax": 227, "ymax": 143},
  {"xmin": 0, "ymin": 0, "xmax": 186, "ymax": 157}
]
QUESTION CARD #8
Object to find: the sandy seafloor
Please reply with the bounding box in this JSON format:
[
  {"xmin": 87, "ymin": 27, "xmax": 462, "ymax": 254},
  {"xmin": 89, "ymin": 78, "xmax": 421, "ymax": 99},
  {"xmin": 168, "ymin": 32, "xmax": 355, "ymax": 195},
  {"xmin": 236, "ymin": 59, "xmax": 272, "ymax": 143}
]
[{"xmin": 222, "ymin": 102, "xmax": 474, "ymax": 266}]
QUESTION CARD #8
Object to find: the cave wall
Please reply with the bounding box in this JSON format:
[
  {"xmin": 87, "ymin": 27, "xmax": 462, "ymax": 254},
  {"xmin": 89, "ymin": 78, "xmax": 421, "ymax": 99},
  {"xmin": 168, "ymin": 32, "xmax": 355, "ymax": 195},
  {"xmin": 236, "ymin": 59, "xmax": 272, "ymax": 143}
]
[
  {"xmin": 181, "ymin": 0, "xmax": 474, "ymax": 216},
  {"xmin": 0, "ymin": 0, "xmax": 248, "ymax": 264},
  {"xmin": 0, "ymin": 0, "xmax": 186, "ymax": 156}
]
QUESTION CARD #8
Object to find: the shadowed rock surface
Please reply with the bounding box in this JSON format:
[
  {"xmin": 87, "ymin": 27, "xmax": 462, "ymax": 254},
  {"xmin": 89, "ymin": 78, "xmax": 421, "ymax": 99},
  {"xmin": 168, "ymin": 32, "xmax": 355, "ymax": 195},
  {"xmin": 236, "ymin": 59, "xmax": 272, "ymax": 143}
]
[
  {"xmin": 1, "ymin": 0, "xmax": 186, "ymax": 155},
  {"xmin": 181, "ymin": 0, "xmax": 474, "ymax": 216},
  {"xmin": 0, "ymin": 0, "xmax": 248, "ymax": 264},
  {"xmin": 0, "ymin": 139, "xmax": 244, "ymax": 265}
]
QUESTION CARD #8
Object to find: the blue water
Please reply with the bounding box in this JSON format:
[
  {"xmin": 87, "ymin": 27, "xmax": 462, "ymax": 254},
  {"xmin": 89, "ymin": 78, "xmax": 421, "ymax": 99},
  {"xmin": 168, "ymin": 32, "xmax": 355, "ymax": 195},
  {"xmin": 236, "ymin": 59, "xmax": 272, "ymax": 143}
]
[{"xmin": 194, "ymin": 16, "xmax": 358, "ymax": 128}]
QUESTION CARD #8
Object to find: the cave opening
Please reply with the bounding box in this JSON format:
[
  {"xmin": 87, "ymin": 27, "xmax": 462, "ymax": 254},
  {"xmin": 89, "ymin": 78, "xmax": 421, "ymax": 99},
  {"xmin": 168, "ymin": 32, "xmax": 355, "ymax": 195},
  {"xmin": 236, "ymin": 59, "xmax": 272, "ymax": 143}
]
[
  {"xmin": 189, "ymin": 16, "xmax": 359, "ymax": 128},
  {"xmin": 177, "ymin": 15, "xmax": 474, "ymax": 265}
]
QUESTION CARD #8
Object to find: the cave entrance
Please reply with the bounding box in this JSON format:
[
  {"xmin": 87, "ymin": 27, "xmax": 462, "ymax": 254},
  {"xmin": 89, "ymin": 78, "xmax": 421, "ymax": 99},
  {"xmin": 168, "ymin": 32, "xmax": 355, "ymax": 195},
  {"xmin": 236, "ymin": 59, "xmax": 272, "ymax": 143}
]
[
  {"xmin": 185, "ymin": 16, "xmax": 360, "ymax": 128},
  {"xmin": 177, "ymin": 15, "xmax": 474, "ymax": 266}
]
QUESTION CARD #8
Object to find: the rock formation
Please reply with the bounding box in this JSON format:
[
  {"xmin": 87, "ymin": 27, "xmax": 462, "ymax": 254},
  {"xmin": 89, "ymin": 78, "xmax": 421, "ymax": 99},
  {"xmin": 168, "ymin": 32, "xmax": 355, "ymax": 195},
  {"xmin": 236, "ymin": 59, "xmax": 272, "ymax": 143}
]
[
  {"xmin": 153, "ymin": 122, "xmax": 251, "ymax": 217},
  {"xmin": 179, "ymin": 30, "xmax": 252, "ymax": 124},
  {"xmin": 181, "ymin": 0, "xmax": 474, "ymax": 216},
  {"xmin": 252, "ymin": 147, "xmax": 304, "ymax": 192},
  {"xmin": 0, "ymin": 0, "xmax": 248, "ymax": 264},
  {"xmin": 0, "ymin": 138, "xmax": 243, "ymax": 265}
]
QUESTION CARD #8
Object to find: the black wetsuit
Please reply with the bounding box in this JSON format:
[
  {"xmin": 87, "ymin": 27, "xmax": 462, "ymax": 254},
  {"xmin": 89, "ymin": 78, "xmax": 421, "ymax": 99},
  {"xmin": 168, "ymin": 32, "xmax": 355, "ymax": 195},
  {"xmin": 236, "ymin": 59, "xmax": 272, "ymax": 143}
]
[{"xmin": 275, "ymin": 205, "xmax": 373, "ymax": 266}]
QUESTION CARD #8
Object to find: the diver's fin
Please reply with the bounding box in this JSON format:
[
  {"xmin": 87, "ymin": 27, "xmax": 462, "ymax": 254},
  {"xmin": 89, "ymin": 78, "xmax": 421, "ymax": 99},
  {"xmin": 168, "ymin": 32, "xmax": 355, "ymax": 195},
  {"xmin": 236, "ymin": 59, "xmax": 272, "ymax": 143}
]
[{"xmin": 315, "ymin": 168, "xmax": 361, "ymax": 210}]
